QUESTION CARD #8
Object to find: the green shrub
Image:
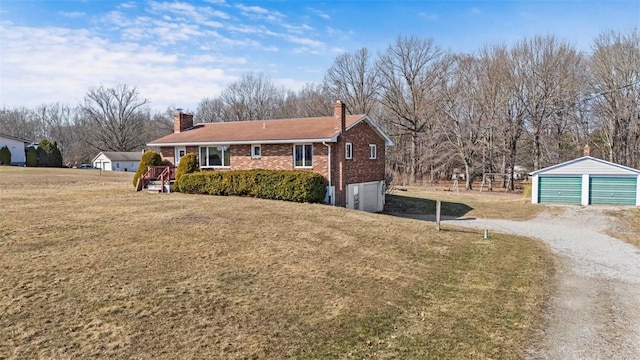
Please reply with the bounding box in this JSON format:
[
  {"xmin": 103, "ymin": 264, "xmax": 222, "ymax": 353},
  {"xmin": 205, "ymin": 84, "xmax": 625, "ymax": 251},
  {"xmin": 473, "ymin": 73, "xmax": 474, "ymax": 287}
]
[
  {"xmin": 35, "ymin": 139, "xmax": 62, "ymax": 167},
  {"xmin": 0, "ymin": 146, "xmax": 11, "ymax": 165},
  {"xmin": 176, "ymin": 169, "xmax": 327, "ymax": 203},
  {"xmin": 26, "ymin": 147, "xmax": 37, "ymax": 167},
  {"xmin": 174, "ymin": 153, "xmax": 199, "ymax": 189},
  {"xmin": 133, "ymin": 150, "xmax": 162, "ymax": 187}
]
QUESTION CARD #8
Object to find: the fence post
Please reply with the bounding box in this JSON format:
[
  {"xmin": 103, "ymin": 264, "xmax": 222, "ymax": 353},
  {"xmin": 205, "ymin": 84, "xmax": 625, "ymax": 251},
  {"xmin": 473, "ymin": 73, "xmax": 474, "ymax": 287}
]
[{"xmin": 436, "ymin": 200, "xmax": 441, "ymax": 231}]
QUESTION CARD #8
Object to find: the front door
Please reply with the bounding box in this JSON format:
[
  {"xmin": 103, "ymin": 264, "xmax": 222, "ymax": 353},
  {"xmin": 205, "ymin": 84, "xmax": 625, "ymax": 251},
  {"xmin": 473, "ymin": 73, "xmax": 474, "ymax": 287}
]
[{"xmin": 175, "ymin": 147, "xmax": 186, "ymax": 165}]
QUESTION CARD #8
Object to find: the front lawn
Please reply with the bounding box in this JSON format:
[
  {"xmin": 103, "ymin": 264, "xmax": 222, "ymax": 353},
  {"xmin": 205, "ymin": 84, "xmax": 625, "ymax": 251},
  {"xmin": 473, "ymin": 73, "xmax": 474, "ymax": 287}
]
[{"xmin": 0, "ymin": 167, "xmax": 554, "ymax": 359}]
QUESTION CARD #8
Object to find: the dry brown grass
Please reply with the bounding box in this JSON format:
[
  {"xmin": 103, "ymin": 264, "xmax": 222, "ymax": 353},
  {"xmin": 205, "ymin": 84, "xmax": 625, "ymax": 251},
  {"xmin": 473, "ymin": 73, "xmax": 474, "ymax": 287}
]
[
  {"xmin": 607, "ymin": 208, "xmax": 640, "ymax": 248},
  {"xmin": 385, "ymin": 186, "xmax": 549, "ymax": 220},
  {"xmin": 1, "ymin": 167, "xmax": 554, "ymax": 359}
]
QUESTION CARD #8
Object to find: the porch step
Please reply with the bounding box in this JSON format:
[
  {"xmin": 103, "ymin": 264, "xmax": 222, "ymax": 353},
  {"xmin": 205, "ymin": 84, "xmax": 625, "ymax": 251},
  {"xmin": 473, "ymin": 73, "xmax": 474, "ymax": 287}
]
[{"xmin": 144, "ymin": 180, "xmax": 175, "ymax": 193}]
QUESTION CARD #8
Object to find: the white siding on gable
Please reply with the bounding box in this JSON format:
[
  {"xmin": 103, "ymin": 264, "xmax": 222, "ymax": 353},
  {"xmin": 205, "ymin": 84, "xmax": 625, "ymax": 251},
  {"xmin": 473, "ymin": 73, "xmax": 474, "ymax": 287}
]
[
  {"xmin": 533, "ymin": 157, "xmax": 640, "ymax": 176},
  {"xmin": 0, "ymin": 135, "xmax": 26, "ymax": 164},
  {"xmin": 92, "ymin": 152, "xmax": 141, "ymax": 171},
  {"xmin": 93, "ymin": 153, "xmax": 112, "ymax": 170}
]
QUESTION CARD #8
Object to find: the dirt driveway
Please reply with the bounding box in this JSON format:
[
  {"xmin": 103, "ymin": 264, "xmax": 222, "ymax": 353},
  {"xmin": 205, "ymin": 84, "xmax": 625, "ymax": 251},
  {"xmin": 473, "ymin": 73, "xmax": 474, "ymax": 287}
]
[{"xmin": 443, "ymin": 207, "xmax": 640, "ymax": 360}]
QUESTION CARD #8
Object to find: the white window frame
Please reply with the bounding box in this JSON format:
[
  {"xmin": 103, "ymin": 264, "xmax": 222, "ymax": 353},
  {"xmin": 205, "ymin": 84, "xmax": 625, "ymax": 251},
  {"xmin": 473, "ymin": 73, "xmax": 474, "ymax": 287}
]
[
  {"xmin": 369, "ymin": 144, "xmax": 377, "ymax": 160},
  {"xmin": 251, "ymin": 144, "xmax": 261, "ymax": 159},
  {"xmin": 293, "ymin": 143, "xmax": 313, "ymax": 168},
  {"xmin": 175, "ymin": 146, "xmax": 186, "ymax": 165},
  {"xmin": 199, "ymin": 146, "xmax": 231, "ymax": 168},
  {"xmin": 345, "ymin": 142, "xmax": 353, "ymax": 160}
]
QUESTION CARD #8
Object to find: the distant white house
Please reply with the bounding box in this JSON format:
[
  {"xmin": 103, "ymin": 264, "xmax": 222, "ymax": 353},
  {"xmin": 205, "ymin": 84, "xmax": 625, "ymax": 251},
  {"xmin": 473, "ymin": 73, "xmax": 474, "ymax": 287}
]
[
  {"xmin": 92, "ymin": 151, "xmax": 142, "ymax": 172},
  {"xmin": 0, "ymin": 133, "xmax": 29, "ymax": 165}
]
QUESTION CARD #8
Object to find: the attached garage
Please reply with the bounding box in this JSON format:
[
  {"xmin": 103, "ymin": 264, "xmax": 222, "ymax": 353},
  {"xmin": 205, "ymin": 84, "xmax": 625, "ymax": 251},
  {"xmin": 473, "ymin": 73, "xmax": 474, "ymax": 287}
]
[{"xmin": 530, "ymin": 156, "xmax": 640, "ymax": 206}]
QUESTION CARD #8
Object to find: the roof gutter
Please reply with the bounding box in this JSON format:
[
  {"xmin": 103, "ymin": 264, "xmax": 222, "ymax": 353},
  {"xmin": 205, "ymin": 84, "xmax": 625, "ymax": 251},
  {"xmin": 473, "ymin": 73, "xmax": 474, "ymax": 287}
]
[{"xmin": 147, "ymin": 136, "xmax": 339, "ymax": 148}]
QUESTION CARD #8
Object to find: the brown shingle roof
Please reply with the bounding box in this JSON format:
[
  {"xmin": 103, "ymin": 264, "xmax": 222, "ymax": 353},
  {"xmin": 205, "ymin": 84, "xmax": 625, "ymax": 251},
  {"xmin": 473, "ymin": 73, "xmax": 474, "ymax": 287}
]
[
  {"xmin": 100, "ymin": 152, "xmax": 143, "ymax": 162},
  {"xmin": 148, "ymin": 115, "xmax": 366, "ymax": 145}
]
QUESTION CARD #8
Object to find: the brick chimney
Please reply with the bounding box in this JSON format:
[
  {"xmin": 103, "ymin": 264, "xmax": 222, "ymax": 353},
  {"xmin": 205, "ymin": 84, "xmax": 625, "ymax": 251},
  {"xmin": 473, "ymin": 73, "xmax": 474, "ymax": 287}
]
[
  {"xmin": 334, "ymin": 100, "xmax": 346, "ymax": 133},
  {"xmin": 173, "ymin": 109, "xmax": 193, "ymax": 133},
  {"xmin": 583, "ymin": 144, "xmax": 591, "ymax": 157}
]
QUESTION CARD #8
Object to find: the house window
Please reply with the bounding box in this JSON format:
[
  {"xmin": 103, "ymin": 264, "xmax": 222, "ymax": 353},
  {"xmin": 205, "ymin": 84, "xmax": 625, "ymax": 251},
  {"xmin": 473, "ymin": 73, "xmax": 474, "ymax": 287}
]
[
  {"xmin": 294, "ymin": 144, "xmax": 313, "ymax": 168},
  {"xmin": 369, "ymin": 144, "xmax": 377, "ymax": 159},
  {"xmin": 252, "ymin": 144, "xmax": 261, "ymax": 159},
  {"xmin": 200, "ymin": 146, "xmax": 230, "ymax": 167},
  {"xmin": 345, "ymin": 142, "xmax": 353, "ymax": 160}
]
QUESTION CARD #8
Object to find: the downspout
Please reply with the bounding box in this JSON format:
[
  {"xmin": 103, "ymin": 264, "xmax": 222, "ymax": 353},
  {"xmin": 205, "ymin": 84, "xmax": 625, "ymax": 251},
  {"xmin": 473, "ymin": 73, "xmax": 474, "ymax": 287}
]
[{"xmin": 322, "ymin": 141, "xmax": 333, "ymax": 205}]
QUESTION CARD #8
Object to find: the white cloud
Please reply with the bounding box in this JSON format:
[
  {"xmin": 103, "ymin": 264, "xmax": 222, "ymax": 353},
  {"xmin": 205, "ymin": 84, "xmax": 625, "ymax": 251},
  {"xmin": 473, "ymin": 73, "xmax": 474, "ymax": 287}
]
[
  {"xmin": 236, "ymin": 4, "xmax": 285, "ymax": 22},
  {"xmin": 59, "ymin": 11, "xmax": 86, "ymax": 18},
  {"xmin": 119, "ymin": 2, "xmax": 136, "ymax": 9},
  {"xmin": 189, "ymin": 54, "xmax": 247, "ymax": 65},
  {"xmin": 281, "ymin": 23, "xmax": 313, "ymax": 34},
  {"xmin": 308, "ymin": 8, "xmax": 330, "ymax": 20},
  {"xmin": 285, "ymin": 35, "xmax": 323, "ymax": 49},
  {"xmin": 0, "ymin": 22, "xmax": 235, "ymax": 111},
  {"xmin": 419, "ymin": 12, "xmax": 439, "ymax": 21},
  {"xmin": 236, "ymin": 4, "xmax": 270, "ymax": 15}
]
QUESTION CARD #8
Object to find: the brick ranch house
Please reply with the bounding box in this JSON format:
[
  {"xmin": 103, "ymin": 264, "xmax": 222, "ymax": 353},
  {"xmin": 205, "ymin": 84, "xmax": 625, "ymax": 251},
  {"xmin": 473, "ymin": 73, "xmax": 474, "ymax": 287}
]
[{"xmin": 147, "ymin": 101, "xmax": 393, "ymax": 212}]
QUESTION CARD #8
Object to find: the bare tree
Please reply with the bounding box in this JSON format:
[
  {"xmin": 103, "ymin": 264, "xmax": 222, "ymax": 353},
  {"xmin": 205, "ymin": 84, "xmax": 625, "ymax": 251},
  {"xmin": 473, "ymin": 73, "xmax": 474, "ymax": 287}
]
[
  {"xmin": 588, "ymin": 29, "xmax": 640, "ymax": 167},
  {"xmin": 290, "ymin": 83, "xmax": 332, "ymax": 117},
  {"xmin": 195, "ymin": 97, "xmax": 225, "ymax": 123},
  {"xmin": 79, "ymin": 84, "xmax": 150, "ymax": 152},
  {"xmin": 32, "ymin": 103, "xmax": 77, "ymax": 161},
  {"xmin": 437, "ymin": 54, "xmax": 487, "ymax": 189},
  {"xmin": 0, "ymin": 107, "xmax": 39, "ymax": 141},
  {"xmin": 324, "ymin": 48, "xmax": 378, "ymax": 114},
  {"xmin": 220, "ymin": 73, "xmax": 285, "ymax": 121},
  {"xmin": 512, "ymin": 36, "xmax": 584, "ymax": 170},
  {"xmin": 475, "ymin": 45, "xmax": 528, "ymax": 190},
  {"xmin": 377, "ymin": 36, "xmax": 445, "ymax": 184}
]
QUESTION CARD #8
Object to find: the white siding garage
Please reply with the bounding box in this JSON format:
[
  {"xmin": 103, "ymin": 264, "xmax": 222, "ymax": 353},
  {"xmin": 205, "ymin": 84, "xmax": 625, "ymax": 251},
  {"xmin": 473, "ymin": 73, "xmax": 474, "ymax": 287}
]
[
  {"xmin": 92, "ymin": 151, "xmax": 142, "ymax": 172},
  {"xmin": 0, "ymin": 133, "xmax": 28, "ymax": 165},
  {"xmin": 346, "ymin": 181, "xmax": 386, "ymax": 212},
  {"xmin": 530, "ymin": 156, "xmax": 640, "ymax": 206}
]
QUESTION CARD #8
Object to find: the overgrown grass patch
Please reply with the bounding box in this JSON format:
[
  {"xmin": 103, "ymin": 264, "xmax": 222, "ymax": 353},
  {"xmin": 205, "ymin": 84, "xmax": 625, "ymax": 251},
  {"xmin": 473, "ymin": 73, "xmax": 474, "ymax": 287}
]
[
  {"xmin": 607, "ymin": 207, "xmax": 640, "ymax": 249},
  {"xmin": 0, "ymin": 167, "xmax": 554, "ymax": 359}
]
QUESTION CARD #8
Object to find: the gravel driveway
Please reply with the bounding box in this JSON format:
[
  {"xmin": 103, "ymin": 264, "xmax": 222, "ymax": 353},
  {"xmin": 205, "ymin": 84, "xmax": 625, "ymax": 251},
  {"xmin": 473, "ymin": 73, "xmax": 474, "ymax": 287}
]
[{"xmin": 442, "ymin": 207, "xmax": 640, "ymax": 360}]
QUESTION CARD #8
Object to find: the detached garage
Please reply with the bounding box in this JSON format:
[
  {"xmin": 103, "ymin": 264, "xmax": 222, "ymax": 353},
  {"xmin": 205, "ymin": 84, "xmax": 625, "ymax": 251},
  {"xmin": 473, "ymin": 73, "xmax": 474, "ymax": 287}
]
[
  {"xmin": 92, "ymin": 151, "xmax": 142, "ymax": 172},
  {"xmin": 530, "ymin": 156, "xmax": 640, "ymax": 206}
]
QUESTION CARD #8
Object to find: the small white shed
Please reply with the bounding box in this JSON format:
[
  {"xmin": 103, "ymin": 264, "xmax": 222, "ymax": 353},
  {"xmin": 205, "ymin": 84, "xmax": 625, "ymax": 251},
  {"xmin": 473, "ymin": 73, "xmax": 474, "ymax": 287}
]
[
  {"xmin": 92, "ymin": 151, "xmax": 142, "ymax": 172},
  {"xmin": 0, "ymin": 133, "xmax": 28, "ymax": 165},
  {"xmin": 530, "ymin": 156, "xmax": 640, "ymax": 206}
]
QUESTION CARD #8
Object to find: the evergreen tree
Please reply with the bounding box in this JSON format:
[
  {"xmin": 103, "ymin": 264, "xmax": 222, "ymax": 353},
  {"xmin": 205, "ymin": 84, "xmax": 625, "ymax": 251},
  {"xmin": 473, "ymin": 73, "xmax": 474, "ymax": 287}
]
[{"xmin": 0, "ymin": 146, "xmax": 11, "ymax": 165}]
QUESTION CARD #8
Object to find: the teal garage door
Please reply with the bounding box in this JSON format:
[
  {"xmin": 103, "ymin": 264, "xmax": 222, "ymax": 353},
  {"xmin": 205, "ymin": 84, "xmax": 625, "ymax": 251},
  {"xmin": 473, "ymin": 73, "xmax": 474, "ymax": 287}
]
[
  {"xmin": 589, "ymin": 177, "xmax": 637, "ymax": 205},
  {"xmin": 539, "ymin": 176, "xmax": 582, "ymax": 204}
]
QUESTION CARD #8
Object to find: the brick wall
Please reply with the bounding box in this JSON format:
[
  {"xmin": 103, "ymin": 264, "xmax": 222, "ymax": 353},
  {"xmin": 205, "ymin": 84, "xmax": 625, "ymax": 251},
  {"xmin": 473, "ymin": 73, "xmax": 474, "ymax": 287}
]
[
  {"xmin": 159, "ymin": 147, "xmax": 174, "ymax": 165},
  {"xmin": 332, "ymin": 121, "xmax": 386, "ymax": 206},
  {"xmin": 230, "ymin": 144, "xmax": 329, "ymax": 179},
  {"xmin": 159, "ymin": 146, "xmax": 199, "ymax": 166}
]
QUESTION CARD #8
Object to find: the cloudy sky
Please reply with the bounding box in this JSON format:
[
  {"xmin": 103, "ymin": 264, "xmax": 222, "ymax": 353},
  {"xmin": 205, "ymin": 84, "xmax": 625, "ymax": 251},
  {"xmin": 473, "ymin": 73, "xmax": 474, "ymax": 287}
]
[{"xmin": 0, "ymin": 0, "xmax": 638, "ymax": 112}]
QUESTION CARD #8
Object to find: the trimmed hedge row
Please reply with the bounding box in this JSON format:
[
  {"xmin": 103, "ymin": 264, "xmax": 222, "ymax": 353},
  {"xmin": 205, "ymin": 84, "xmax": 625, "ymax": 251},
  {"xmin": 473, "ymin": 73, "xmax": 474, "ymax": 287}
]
[{"xmin": 176, "ymin": 169, "xmax": 327, "ymax": 203}]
